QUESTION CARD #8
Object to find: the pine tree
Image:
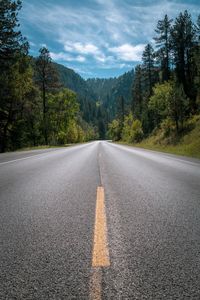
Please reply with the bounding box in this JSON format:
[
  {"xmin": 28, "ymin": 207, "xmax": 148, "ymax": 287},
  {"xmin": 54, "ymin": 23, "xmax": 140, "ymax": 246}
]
[
  {"xmin": 168, "ymin": 82, "xmax": 189, "ymax": 133},
  {"xmin": 193, "ymin": 15, "xmax": 200, "ymax": 109},
  {"xmin": 132, "ymin": 65, "xmax": 143, "ymax": 119},
  {"xmin": 35, "ymin": 47, "xmax": 60, "ymax": 145},
  {"xmin": 195, "ymin": 15, "xmax": 200, "ymax": 42},
  {"xmin": 142, "ymin": 44, "xmax": 155, "ymax": 97},
  {"xmin": 154, "ymin": 14, "xmax": 173, "ymax": 81},
  {"xmin": 0, "ymin": 0, "xmax": 27, "ymax": 60},
  {"xmin": 170, "ymin": 10, "xmax": 195, "ymax": 100},
  {"xmin": 0, "ymin": 0, "xmax": 29, "ymax": 152},
  {"xmin": 116, "ymin": 95, "xmax": 125, "ymax": 138}
]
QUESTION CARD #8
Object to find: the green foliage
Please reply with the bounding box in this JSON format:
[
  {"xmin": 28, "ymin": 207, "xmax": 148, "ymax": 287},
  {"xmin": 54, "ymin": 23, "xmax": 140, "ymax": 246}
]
[
  {"xmin": 132, "ymin": 65, "xmax": 143, "ymax": 118},
  {"xmin": 35, "ymin": 47, "xmax": 60, "ymax": 144},
  {"xmin": 86, "ymin": 69, "xmax": 134, "ymax": 121},
  {"xmin": 0, "ymin": 0, "xmax": 29, "ymax": 152},
  {"xmin": 48, "ymin": 88, "xmax": 79, "ymax": 144},
  {"xmin": 142, "ymin": 43, "xmax": 156, "ymax": 97},
  {"xmin": 135, "ymin": 115, "xmax": 200, "ymax": 159},
  {"xmin": 121, "ymin": 114, "xmax": 143, "ymax": 143},
  {"xmin": 54, "ymin": 63, "xmax": 98, "ymax": 125},
  {"xmin": 0, "ymin": 2, "xmax": 199, "ymax": 153},
  {"xmin": 149, "ymin": 81, "xmax": 173, "ymax": 125},
  {"xmin": 108, "ymin": 119, "xmax": 121, "ymax": 141},
  {"xmin": 167, "ymin": 82, "xmax": 189, "ymax": 132},
  {"xmin": 154, "ymin": 15, "xmax": 173, "ymax": 81},
  {"xmin": 0, "ymin": 0, "xmax": 27, "ymax": 60},
  {"xmin": 0, "ymin": 54, "xmax": 37, "ymax": 151},
  {"xmin": 159, "ymin": 118, "xmax": 176, "ymax": 139},
  {"xmin": 66, "ymin": 121, "xmax": 79, "ymax": 144},
  {"xmin": 170, "ymin": 10, "xmax": 196, "ymax": 101},
  {"xmin": 131, "ymin": 9, "xmax": 200, "ymax": 147},
  {"xmin": 149, "ymin": 81, "xmax": 189, "ymax": 132}
]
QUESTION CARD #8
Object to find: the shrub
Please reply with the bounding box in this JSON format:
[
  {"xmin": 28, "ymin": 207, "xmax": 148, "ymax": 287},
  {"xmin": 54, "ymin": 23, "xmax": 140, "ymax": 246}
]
[{"xmin": 122, "ymin": 113, "xmax": 143, "ymax": 143}]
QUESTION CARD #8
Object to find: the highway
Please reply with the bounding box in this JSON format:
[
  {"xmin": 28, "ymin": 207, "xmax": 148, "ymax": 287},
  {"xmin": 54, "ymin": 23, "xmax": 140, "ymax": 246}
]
[{"xmin": 0, "ymin": 141, "xmax": 200, "ymax": 299}]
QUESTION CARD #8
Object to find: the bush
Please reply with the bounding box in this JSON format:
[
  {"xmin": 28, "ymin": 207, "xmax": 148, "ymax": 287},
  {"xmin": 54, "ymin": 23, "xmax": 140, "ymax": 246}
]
[
  {"xmin": 160, "ymin": 118, "xmax": 175, "ymax": 138},
  {"xmin": 108, "ymin": 119, "xmax": 121, "ymax": 141},
  {"xmin": 122, "ymin": 113, "xmax": 143, "ymax": 143}
]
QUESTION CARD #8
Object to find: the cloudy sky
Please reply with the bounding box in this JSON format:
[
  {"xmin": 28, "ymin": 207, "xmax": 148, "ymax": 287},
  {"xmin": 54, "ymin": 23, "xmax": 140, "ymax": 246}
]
[{"xmin": 19, "ymin": 0, "xmax": 199, "ymax": 78}]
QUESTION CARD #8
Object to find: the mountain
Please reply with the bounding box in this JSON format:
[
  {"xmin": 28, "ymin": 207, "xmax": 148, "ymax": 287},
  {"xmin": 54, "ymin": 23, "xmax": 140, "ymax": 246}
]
[
  {"xmin": 54, "ymin": 63, "xmax": 95, "ymax": 101},
  {"xmin": 86, "ymin": 69, "xmax": 135, "ymax": 120},
  {"xmin": 54, "ymin": 62, "xmax": 135, "ymax": 122},
  {"xmin": 54, "ymin": 63, "xmax": 97, "ymax": 123},
  {"xmin": 86, "ymin": 69, "xmax": 134, "ymax": 105}
]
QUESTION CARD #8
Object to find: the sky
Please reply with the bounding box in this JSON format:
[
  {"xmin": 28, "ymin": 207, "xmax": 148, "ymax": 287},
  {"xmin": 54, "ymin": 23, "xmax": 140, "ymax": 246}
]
[{"xmin": 19, "ymin": 0, "xmax": 199, "ymax": 79}]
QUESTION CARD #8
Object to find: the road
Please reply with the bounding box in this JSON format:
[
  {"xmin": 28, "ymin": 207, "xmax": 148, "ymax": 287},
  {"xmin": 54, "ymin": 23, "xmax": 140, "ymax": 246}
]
[{"xmin": 0, "ymin": 141, "xmax": 200, "ymax": 299}]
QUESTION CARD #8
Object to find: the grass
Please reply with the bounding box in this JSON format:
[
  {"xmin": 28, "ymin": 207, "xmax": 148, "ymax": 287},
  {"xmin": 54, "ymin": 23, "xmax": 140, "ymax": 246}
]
[
  {"xmin": 14, "ymin": 144, "xmax": 74, "ymax": 152},
  {"xmin": 119, "ymin": 115, "xmax": 200, "ymax": 159}
]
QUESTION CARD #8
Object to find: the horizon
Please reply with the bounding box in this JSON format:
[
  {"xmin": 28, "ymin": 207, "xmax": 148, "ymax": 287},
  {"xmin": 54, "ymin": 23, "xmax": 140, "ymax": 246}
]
[{"xmin": 19, "ymin": 0, "xmax": 199, "ymax": 79}]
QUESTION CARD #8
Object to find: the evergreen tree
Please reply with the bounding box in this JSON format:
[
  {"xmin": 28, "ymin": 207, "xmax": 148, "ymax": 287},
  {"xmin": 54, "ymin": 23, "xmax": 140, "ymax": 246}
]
[
  {"xmin": 117, "ymin": 96, "xmax": 125, "ymax": 123},
  {"xmin": 154, "ymin": 14, "xmax": 173, "ymax": 81},
  {"xmin": 35, "ymin": 47, "xmax": 60, "ymax": 145},
  {"xmin": 142, "ymin": 44, "xmax": 156, "ymax": 97},
  {"xmin": 116, "ymin": 95, "xmax": 125, "ymax": 138},
  {"xmin": 195, "ymin": 14, "xmax": 200, "ymax": 42},
  {"xmin": 0, "ymin": 0, "xmax": 29, "ymax": 152},
  {"xmin": 192, "ymin": 15, "xmax": 200, "ymax": 110},
  {"xmin": 97, "ymin": 106, "xmax": 106, "ymax": 139},
  {"xmin": 168, "ymin": 82, "xmax": 189, "ymax": 133},
  {"xmin": 132, "ymin": 65, "xmax": 143, "ymax": 119},
  {"xmin": 170, "ymin": 10, "xmax": 195, "ymax": 101},
  {"xmin": 0, "ymin": 0, "xmax": 27, "ymax": 60}
]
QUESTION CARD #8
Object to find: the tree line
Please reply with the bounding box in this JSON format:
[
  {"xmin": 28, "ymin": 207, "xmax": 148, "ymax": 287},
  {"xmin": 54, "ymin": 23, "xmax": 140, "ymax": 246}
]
[
  {"xmin": 1, "ymin": 2, "xmax": 199, "ymax": 151},
  {"xmin": 0, "ymin": 0, "xmax": 98, "ymax": 152},
  {"xmin": 108, "ymin": 11, "xmax": 200, "ymax": 143}
]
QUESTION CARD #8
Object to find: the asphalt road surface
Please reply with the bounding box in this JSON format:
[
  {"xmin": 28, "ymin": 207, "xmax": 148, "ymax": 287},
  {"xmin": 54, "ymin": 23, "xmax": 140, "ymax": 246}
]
[{"xmin": 1, "ymin": 141, "xmax": 200, "ymax": 299}]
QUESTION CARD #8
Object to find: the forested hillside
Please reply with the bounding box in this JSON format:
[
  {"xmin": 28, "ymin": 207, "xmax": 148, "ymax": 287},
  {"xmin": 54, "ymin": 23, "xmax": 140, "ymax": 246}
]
[
  {"xmin": 0, "ymin": 0, "xmax": 199, "ymax": 157},
  {"xmin": 0, "ymin": 0, "xmax": 100, "ymax": 152},
  {"xmin": 87, "ymin": 69, "xmax": 134, "ymax": 120},
  {"xmin": 52, "ymin": 63, "xmax": 135, "ymax": 138},
  {"xmin": 0, "ymin": 0, "xmax": 134, "ymax": 152},
  {"xmin": 108, "ymin": 11, "xmax": 200, "ymax": 158}
]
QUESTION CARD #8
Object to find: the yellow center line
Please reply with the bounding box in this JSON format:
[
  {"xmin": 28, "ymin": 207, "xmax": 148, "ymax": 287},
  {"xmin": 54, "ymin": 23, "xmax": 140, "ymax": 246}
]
[
  {"xmin": 90, "ymin": 186, "xmax": 110, "ymax": 300},
  {"xmin": 92, "ymin": 186, "xmax": 110, "ymax": 267},
  {"xmin": 90, "ymin": 268, "xmax": 102, "ymax": 300}
]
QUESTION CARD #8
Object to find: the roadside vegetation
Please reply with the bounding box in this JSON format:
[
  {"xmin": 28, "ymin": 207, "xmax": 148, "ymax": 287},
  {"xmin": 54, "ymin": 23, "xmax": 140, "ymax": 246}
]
[
  {"xmin": 118, "ymin": 115, "xmax": 200, "ymax": 159},
  {"xmin": 0, "ymin": 0, "xmax": 98, "ymax": 153},
  {"xmin": 1, "ymin": 1, "xmax": 200, "ymax": 158},
  {"xmin": 108, "ymin": 12, "xmax": 200, "ymax": 159}
]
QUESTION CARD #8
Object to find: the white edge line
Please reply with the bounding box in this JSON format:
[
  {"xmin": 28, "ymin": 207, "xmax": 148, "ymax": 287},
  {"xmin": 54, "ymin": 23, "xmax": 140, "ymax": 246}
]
[
  {"xmin": 0, "ymin": 151, "xmax": 59, "ymax": 166},
  {"xmin": 0, "ymin": 142, "xmax": 95, "ymax": 166},
  {"xmin": 110, "ymin": 142, "xmax": 200, "ymax": 167}
]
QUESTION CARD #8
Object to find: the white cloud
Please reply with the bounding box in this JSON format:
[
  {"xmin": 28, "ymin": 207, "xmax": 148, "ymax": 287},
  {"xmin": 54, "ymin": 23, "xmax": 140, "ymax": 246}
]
[
  {"xmin": 50, "ymin": 52, "xmax": 86, "ymax": 62},
  {"xmin": 109, "ymin": 44, "xmax": 145, "ymax": 62},
  {"xmin": 64, "ymin": 42, "xmax": 99, "ymax": 55},
  {"xmin": 29, "ymin": 41, "xmax": 36, "ymax": 47},
  {"xmin": 75, "ymin": 43, "xmax": 98, "ymax": 55},
  {"xmin": 39, "ymin": 43, "xmax": 47, "ymax": 48},
  {"xmin": 21, "ymin": 0, "xmax": 200, "ymax": 77},
  {"xmin": 76, "ymin": 55, "xmax": 86, "ymax": 62},
  {"xmin": 63, "ymin": 41, "xmax": 113, "ymax": 63}
]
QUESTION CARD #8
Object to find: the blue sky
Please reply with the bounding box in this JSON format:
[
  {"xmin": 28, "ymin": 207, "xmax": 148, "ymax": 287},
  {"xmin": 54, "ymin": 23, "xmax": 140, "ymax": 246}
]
[{"xmin": 19, "ymin": 0, "xmax": 199, "ymax": 79}]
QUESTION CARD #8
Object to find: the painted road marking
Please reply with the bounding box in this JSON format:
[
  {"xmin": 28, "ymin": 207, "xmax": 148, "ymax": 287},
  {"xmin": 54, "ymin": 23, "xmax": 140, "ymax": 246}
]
[
  {"xmin": 90, "ymin": 268, "xmax": 102, "ymax": 300},
  {"xmin": 92, "ymin": 186, "xmax": 110, "ymax": 267},
  {"xmin": 90, "ymin": 186, "xmax": 110, "ymax": 300},
  {"xmin": 0, "ymin": 149, "xmax": 65, "ymax": 166}
]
